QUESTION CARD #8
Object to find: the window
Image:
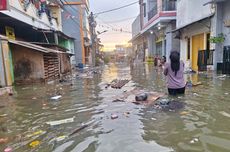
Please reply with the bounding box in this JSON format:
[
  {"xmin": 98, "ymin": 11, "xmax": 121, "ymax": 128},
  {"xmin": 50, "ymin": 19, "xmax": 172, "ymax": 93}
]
[
  {"xmin": 143, "ymin": 3, "xmax": 146, "ymax": 17},
  {"xmin": 187, "ymin": 38, "xmax": 190, "ymax": 60}
]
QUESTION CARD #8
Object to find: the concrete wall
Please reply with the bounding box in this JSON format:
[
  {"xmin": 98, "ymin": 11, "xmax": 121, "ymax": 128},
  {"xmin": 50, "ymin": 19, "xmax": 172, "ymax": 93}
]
[
  {"xmin": 49, "ymin": 5, "xmax": 63, "ymax": 31},
  {"xmin": 2, "ymin": 0, "xmax": 59, "ymax": 31},
  {"xmin": 132, "ymin": 15, "xmax": 141, "ymax": 38},
  {"xmin": 62, "ymin": 4, "xmax": 83, "ymax": 65},
  {"xmin": 222, "ymin": 1, "xmax": 230, "ymax": 46},
  {"xmin": 11, "ymin": 45, "xmax": 45, "ymax": 81},
  {"xmin": 177, "ymin": 0, "xmax": 212, "ymax": 28}
]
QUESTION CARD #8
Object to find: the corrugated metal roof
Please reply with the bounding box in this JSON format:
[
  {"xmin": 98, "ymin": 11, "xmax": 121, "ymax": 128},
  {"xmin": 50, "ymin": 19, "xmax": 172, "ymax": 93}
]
[{"xmin": 8, "ymin": 40, "xmax": 60, "ymax": 54}]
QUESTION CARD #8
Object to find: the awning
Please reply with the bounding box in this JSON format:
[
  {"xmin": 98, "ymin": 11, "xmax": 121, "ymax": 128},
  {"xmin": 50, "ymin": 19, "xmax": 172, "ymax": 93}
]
[
  {"xmin": 203, "ymin": 0, "xmax": 226, "ymax": 6},
  {"xmin": 8, "ymin": 39, "xmax": 60, "ymax": 54},
  {"xmin": 169, "ymin": 14, "xmax": 214, "ymax": 33},
  {"xmin": 129, "ymin": 33, "xmax": 142, "ymax": 42}
]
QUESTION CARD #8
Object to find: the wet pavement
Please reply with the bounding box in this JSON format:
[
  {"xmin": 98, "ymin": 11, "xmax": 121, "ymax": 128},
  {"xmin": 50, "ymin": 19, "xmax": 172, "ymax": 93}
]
[{"xmin": 0, "ymin": 63, "xmax": 230, "ymax": 152}]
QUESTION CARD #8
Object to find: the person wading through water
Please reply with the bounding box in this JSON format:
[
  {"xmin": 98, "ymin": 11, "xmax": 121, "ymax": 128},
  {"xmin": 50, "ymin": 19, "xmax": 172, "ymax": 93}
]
[{"xmin": 164, "ymin": 51, "xmax": 185, "ymax": 96}]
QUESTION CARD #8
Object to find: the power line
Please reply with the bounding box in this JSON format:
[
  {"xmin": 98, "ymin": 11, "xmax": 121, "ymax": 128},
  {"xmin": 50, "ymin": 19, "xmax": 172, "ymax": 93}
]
[
  {"xmin": 54, "ymin": 0, "xmax": 83, "ymax": 31},
  {"xmin": 97, "ymin": 17, "xmax": 132, "ymax": 33},
  {"xmin": 94, "ymin": 1, "xmax": 139, "ymax": 15},
  {"xmin": 102, "ymin": 16, "xmax": 137, "ymax": 24}
]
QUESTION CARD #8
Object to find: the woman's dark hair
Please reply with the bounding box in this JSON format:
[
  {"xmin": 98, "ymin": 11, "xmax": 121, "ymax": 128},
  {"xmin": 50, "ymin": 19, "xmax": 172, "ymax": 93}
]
[{"xmin": 170, "ymin": 51, "xmax": 180, "ymax": 76}]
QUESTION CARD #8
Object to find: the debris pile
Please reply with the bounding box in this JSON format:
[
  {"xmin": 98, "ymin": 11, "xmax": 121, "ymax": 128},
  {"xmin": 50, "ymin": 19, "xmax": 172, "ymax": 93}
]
[{"xmin": 111, "ymin": 79, "xmax": 129, "ymax": 89}]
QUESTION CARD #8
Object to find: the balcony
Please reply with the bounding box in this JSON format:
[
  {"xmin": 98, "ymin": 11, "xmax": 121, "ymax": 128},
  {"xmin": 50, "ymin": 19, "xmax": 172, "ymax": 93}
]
[
  {"xmin": 162, "ymin": 0, "xmax": 176, "ymax": 11},
  {"xmin": 148, "ymin": 5, "xmax": 157, "ymax": 21}
]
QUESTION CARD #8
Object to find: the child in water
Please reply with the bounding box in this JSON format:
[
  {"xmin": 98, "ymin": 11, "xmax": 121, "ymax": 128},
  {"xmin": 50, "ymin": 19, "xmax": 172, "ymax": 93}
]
[{"xmin": 163, "ymin": 51, "xmax": 186, "ymax": 96}]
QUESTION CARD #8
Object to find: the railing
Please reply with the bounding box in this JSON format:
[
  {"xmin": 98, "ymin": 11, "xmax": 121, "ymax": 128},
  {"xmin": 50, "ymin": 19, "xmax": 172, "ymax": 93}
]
[
  {"xmin": 162, "ymin": 0, "xmax": 176, "ymax": 11},
  {"xmin": 19, "ymin": 0, "xmax": 52, "ymax": 21},
  {"xmin": 148, "ymin": 5, "xmax": 157, "ymax": 21}
]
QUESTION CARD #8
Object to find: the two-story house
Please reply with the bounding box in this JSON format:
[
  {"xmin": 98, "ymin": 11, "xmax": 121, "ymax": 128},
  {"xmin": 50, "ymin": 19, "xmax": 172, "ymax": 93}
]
[
  {"xmin": 132, "ymin": 0, "xmax": 179, "ymax": 63},
  {"xmin": 173, "ymin": 0, "xmax": 230, "ymax": 73},
  {"xmin": 0, "ymin": 0, "xmax": 74, "ymax": 87}
]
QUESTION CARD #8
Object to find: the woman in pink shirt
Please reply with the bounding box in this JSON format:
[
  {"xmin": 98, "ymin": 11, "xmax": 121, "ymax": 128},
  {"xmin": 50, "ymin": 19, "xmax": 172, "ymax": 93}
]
[{"xmin": 163, "ymin": 51, "xmax": 186, "ymax": 96}]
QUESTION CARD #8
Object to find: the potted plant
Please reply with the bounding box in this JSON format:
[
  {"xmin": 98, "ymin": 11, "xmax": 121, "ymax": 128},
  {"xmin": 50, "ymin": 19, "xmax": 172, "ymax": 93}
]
[{"xmin": 209, "ymin": 33, "xmax": 225, "ymax": 44}]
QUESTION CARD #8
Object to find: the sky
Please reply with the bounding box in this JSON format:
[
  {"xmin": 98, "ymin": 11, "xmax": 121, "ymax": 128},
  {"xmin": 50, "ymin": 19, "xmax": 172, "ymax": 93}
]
[{"xmin": 89, "ymin": 0, "xmax": 139, "ymax": 51}]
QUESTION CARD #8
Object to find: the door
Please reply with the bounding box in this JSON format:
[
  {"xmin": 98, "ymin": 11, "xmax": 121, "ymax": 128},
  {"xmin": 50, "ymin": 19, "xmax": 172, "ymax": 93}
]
[
  {"xmin": 192, "ymin": 34, "xmax": 204, "ymax": 71},
  {"xmin": 223, "ymin": 46, "xmax": 230, "ymax": 74}
]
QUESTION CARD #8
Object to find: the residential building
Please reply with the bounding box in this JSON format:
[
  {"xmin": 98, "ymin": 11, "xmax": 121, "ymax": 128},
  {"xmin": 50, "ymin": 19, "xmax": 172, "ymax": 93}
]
[
  {"xmin": 131, "ymin": 14, "xmax": 146, "ymax": 62},
  {"xmin": 173, "ymin": 0, "xmax": 230, "ymax": 72},
  {"xmin": 131, "ymin": 0, "xmax": 179, "ymax": 63},
  {"xmin": 212, "ymin": 0, "xmax": 230, "ymax": 73},
  {"xmin": 173, "ymin": 0, "xmax": 214, "ymax": 72},
  {"xmin": 0, "ymin": 0, "xmax": 74, "ymax": 87},
  {"xmin": 61, "ymin": 0, "xmax": 91, "ymax": 66}
]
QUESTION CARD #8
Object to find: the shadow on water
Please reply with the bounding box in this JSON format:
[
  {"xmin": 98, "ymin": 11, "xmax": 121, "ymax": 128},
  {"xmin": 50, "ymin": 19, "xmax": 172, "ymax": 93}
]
[{"xmin": 0, "ymin": 63, "xmax": 230, "ymax": 152}]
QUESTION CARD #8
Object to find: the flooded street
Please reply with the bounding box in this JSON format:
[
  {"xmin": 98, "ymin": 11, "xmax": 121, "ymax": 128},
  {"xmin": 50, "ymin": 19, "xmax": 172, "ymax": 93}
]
[{"xmin": 1, "ymin": 63, "xmax": 230, "ymax": 152}]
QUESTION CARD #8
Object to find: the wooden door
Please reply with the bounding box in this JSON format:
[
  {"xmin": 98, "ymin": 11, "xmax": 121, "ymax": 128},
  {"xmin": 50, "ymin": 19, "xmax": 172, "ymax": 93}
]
[{"xmin": 192, "ymin": 34, "xmax": 204, "ymax": 71}]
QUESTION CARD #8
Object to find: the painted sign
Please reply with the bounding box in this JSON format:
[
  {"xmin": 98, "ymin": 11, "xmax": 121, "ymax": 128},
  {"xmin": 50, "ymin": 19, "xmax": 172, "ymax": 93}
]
[
  {"xmin": 224, "ymin": 20, "xmax": 230, "ymax": 27},
  {"xmin": 5, "ymin": 26, "xmax": 16, "ymax": 40},
  {"xmin": 0, "ymin": 0, "xmax": 7, "ymax": 10}
]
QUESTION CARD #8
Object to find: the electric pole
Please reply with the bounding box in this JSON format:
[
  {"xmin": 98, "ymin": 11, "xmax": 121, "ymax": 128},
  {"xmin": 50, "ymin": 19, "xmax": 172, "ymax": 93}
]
[{"xmin": 89, "ymin": 12, "xmax": 97, "ymax": 67}]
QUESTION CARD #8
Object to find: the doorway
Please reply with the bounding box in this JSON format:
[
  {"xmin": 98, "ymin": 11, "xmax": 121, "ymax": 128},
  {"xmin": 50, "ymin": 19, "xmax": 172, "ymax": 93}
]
[{"xmin": 192, "ymin": 33, "xmax": 204, "ymax": 71}]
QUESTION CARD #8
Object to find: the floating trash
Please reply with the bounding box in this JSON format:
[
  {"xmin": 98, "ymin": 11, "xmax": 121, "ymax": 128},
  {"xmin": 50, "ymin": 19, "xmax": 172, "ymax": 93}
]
[
  {"xmin": 46, "ymin": 117, "xmax": 75, "ymax": 126},
  {"xmin": 51, "ymin": 95, "xmax": 62, "ymax": 100},
  {"xmin": 112, "ymin": 99, "xmax": 125, "ymax": 102},
  {"xmin": 26, "ymin": 130, "xmax": 46, "ymax": 138},
  {"xmin": 69, "ymin": 124, "xmax": 89, "ymax": 136},
  {"xmin": 0, "ymin": 137, "xmax": 8, "ymax": 144},
  {"xmin": 190, "ymin": 138, "xmax": 199, "ymax": 144},
  {"xmin": 4, "ymin": 147, "xmax": 13, "ymax": 152},
  {"xmin": 55, "ymin": 136, "xmax": 68, "ymax": 142},
  {"xmin": 123, "ymin": 112, "xmax": 130, "ymax": 117},
  {"xmin": 135, "ymin": 93, "xmax": 148, "ymax": 101},
  {"xmin": 29, "ymin": 140, "xmax": 40, "ymax": 148},
  {"xmin": 111, "ymin": 114, "xmax": 118, "ymax": 119},
  {"xmin": 151, "ymin": 118, "xmax": 157, "ymax": 121},
  {"xmin": 180, "ymin": 111, "xmax": 189, "ymax": 115},
  {"xmin": 0, "ymin": 114, "xmax": 8, "ymax": 117},
  {"xmin": 219, "ymin": 111, "xmax": 230, "ymax": 118}
]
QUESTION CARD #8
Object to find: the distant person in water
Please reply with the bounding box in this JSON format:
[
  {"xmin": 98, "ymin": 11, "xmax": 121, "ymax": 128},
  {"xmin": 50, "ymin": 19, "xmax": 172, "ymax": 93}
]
[
  {"xmin": 164, "ymin": 51, "xmax": 185, "ymax": 96},
  {"xmin": 159, "ymin": 56, "xmax": 166, "ymax": 67}
]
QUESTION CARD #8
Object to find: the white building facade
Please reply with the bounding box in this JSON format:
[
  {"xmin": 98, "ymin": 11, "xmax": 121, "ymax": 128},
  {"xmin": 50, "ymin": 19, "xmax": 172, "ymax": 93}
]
[
  {"xmin": 132, "ymin": 0, "xmax": 180, "ymax": 63},
  {"xmin": 175, "ymin": 0, "xmax": 230, "ymax": 72}
]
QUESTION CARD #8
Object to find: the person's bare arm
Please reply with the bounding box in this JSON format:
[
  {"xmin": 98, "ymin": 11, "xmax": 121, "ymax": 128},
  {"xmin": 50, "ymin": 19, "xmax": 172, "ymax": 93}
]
[{"xmin": 163, "ymin": 63, "xmax": 168, "ymax": 76}]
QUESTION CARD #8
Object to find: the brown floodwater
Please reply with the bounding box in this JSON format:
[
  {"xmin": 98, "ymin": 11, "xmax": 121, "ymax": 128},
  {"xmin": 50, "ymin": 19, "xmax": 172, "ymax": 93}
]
[{"xmin": 0, "ymin": 63, "xmax": 230, "ymax": 152}]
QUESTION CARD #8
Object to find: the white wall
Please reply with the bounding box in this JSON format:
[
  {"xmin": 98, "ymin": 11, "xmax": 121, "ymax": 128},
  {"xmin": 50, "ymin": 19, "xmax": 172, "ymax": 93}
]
[
  {"xmin": 180, "ymin": 22, "xmax": 210, "ymax": 70},
  {"xmin": 2, "ymin": 0, "xmax": 60, "ymax": 31},
  {"xmin": 177, "ymin": 0, "xmax": 213, "ymax": 28},
  {"xmin": 132, "ymin": 15, "xmax": 141, "ymax": 38},
  {"xmin": 222, "ymin": 0, "xmax": 230, "ymax": 46}
]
